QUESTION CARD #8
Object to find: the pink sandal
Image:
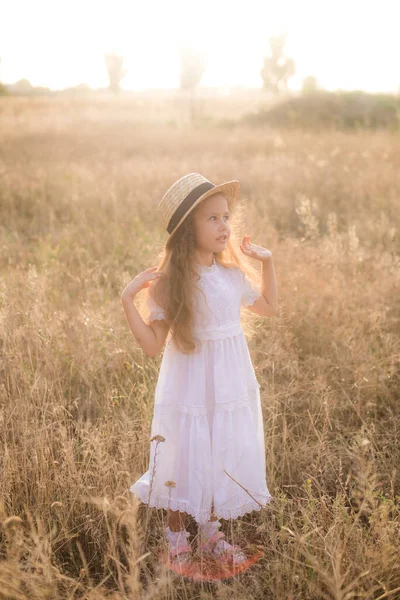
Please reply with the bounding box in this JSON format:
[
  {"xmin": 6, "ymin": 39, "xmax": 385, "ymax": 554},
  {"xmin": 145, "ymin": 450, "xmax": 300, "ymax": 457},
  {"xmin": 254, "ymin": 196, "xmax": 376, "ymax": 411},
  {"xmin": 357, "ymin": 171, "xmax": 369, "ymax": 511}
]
[
  {"xmin": 198, "ymin": 520, "xmax": 246, "ymax": 565},
  {"xmin": 165, "ymin": 526, "xmax": 192, "ymax": 566}
]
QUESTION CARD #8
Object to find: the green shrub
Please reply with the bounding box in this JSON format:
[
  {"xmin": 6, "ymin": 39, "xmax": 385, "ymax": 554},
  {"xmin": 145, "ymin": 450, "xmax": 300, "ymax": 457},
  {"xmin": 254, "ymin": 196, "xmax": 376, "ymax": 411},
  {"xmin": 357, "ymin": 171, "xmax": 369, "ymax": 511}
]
[{"xmin": 243, "ymin": 90, "xmax": 400, "ymax": 130}]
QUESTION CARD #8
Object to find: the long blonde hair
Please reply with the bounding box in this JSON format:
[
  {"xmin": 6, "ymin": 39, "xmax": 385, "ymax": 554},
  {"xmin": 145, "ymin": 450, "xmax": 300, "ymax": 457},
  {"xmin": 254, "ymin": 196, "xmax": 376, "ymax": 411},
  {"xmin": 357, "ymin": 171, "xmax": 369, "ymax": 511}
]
[{"xmin": 139, "ymin": 195, "xmax": 261, "ymax": 354}]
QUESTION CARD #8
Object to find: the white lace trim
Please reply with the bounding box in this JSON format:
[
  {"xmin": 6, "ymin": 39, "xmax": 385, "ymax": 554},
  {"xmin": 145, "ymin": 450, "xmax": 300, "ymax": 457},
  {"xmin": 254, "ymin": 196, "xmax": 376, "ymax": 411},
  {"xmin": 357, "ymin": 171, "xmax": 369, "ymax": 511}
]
[
  {"xmin": 216, "ymin": 495, "xmax": 274, "ymax": 521},
  {"xmin": 193, "ymin": 322, "xmax": 243, "ymax": 341},
  {"xmin": 130, "ymin": 486, "xmax": 274, "ymax": 523},
  {"xmin": 153, "ymin": 387, "xmax": 261, "ymax": 418},
  {"xmin": 196, "ymin": 257, "xmax": 218, "ymax": 274},
  {"xmin": 131, "ymin": 488, "xmax": 212, "ymax": 523},
  {"xmin": 149, "ymin": 311, "xmax": 166, "ymax": 321},
  {"xmin": 214, "ymin": 393, "xmax": 261, "ymax": 413},
  {"xmin": 239, "ymin": 268, "xmax": 262, "ymax": 307},
  {"xmin": 154, "ymin": 403, "xmax": 208, "ymax": 417},
  {"xmin": 149, "ymin": 322, "xmax": 247, "ymax": 340},
  {"xmin": 242, "ymin": 287, "xmax": 262, "ymax": 307}
]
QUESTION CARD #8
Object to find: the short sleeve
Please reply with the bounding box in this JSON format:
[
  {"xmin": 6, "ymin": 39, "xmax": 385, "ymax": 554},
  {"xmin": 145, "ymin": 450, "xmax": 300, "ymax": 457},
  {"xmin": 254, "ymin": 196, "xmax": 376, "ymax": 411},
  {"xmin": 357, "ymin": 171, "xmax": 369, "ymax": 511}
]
[
  {"xmin": 240, "ymin": 270, "xmax": 262, "ymax": 307},
  {"xmin": 146, "ymin": 291, "xmax": 166, "ymax": 322}
]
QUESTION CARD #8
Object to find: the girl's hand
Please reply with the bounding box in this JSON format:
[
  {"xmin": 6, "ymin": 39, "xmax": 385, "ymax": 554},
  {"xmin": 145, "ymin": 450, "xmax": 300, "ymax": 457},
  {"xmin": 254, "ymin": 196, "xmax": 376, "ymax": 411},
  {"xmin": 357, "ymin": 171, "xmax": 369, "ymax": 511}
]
[
  {"xmin": 121, "ymin": 266, "xmax": 162, "ymax": 301},
  {"xmin": 240, "ymin": 235, "xmax": 272, "ymax": 262}
]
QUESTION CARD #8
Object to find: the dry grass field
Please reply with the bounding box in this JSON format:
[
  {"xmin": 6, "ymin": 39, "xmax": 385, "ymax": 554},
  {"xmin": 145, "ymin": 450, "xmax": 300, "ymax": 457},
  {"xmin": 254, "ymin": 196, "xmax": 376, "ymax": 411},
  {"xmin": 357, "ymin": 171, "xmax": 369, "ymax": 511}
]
[{"xmin": 0, "ymin": 94, "xmax": 399, "ymax": 599}]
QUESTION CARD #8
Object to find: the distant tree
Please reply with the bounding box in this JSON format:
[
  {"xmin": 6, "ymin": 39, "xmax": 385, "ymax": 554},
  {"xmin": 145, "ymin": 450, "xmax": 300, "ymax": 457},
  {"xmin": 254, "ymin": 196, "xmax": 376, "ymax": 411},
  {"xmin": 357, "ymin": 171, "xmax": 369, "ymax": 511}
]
[
  {"xmin": 260, "ymin": 33, "xmax": 296, "ymax": 95},
  {"xmin": 8, "ymin": 79, "xmax": 51, "ymax": 96},
  {"xmin": 14, "ymin": 78, "xmax": 33, "ymax": 91},
  {"xmin": 63, "ymin": 83, "xmax": 93, "ymax": 96},
  {"xmin": 302, "ymin": 75, "xmax": 319, "ymax": 94},
  {"xmin": 179, "ymin": 46, "xmax": 207, "ymax": 124},
  {"xmin": 104, "ymin": 53, "xmax": 128, "ymax": 94}
]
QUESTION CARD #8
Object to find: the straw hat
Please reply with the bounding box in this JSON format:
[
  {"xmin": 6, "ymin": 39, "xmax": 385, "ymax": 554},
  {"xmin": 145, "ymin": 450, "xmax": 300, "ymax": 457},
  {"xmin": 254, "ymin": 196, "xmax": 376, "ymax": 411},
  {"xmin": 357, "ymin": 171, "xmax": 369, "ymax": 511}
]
[{"xmin": 157, "ymin": 173, "xmax": 240, "ymax": 239}]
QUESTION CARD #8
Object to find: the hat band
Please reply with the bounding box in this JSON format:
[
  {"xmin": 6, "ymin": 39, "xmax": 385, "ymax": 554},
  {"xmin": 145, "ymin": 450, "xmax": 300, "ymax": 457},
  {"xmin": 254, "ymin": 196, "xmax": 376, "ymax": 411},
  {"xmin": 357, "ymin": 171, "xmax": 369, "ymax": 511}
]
[{"xmin": 167, "ymin": 181, "xmax": 215, "ymax": 234}]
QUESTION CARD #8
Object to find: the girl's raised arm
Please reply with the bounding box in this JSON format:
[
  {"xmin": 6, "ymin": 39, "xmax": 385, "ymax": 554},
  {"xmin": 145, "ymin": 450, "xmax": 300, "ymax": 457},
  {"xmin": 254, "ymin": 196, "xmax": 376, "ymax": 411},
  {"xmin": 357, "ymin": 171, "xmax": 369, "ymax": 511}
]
[{"xmin": 121, "ymin": 267, "xmax": 167, "ymax": 357}]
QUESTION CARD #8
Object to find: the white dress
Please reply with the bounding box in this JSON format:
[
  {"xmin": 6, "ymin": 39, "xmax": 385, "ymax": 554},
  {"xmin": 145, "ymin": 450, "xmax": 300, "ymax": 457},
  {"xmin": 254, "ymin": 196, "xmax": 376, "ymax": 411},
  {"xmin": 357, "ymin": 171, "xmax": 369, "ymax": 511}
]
[{"xmin": 130, "ymin": 258, "xmax": 273, "ymax": 524}]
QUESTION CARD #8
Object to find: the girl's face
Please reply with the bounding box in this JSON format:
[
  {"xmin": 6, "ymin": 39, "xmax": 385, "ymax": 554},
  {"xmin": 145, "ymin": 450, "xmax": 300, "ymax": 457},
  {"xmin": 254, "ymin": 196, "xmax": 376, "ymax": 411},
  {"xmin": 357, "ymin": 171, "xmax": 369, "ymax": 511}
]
[{"xmin": 192, "ymin": 193, "xmax": 230, "ymax": 255}]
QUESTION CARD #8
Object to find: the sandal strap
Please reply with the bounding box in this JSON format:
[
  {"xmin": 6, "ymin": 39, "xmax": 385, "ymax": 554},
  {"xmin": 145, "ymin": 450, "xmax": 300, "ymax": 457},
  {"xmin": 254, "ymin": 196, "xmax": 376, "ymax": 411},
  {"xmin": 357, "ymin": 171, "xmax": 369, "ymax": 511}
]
[
  {"xmin": 169, "ymin": 543, "xmax": 190, "ymax": 557},
  {"xmin": 208, "ymin": 530, "xmax": 225, "ymax": 544},
  {"xmin": 200, "ymin": 530, "xmax": 225, "ymax": 551},
  {"xmin": 216, "ymin": 544, "xmax": 246, "ymax": 564},
  {"xmin": 226, "ymin": 544, "xmax": 243, "ymax": 554}
]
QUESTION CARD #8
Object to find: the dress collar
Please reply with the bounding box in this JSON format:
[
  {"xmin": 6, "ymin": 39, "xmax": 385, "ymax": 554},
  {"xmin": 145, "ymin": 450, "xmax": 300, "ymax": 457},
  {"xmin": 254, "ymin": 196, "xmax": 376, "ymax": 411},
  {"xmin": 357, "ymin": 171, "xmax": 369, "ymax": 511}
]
[{"xmin": 195, "ymin": 257, "xmax": 217, "ymax": 273}]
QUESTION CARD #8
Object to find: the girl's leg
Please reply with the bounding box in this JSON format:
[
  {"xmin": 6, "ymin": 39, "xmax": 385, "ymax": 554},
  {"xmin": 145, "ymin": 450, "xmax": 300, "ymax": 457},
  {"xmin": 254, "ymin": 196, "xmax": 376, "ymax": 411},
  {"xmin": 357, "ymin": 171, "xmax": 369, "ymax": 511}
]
[
  {"xmin": 165, "ymin": 510, "xmax": 191, "ymax": 565},
  {"xmin": 167, "ymin": 508, "xmax": 187, "ymax": 532},
  {"xmin": 199, "ymin": 502, "xmax": 246, "ymax": 564}
]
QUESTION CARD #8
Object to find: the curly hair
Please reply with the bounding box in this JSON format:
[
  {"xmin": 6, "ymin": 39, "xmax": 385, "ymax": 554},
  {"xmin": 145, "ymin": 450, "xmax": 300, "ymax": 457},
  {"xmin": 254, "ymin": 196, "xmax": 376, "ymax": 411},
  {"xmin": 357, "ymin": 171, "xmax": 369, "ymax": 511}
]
[{"xmin": 139, "ymin": 193, "xmax": 261, "ymax": 354}]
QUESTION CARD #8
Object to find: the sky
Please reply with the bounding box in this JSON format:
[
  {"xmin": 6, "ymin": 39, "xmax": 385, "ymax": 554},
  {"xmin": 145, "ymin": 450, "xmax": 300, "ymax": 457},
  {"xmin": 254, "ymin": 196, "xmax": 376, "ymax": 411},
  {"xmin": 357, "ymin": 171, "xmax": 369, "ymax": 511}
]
[{"xmin": 1, "ymin": 0, "xmax": 399, "ymax": 93}]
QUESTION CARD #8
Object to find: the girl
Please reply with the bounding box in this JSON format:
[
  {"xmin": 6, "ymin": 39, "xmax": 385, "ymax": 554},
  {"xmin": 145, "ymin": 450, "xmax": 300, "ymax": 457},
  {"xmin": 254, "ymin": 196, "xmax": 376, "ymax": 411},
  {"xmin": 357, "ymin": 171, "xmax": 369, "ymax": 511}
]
[{"xmin": 121, "ymin": 173, "xmax": 278, "ymax": 567}]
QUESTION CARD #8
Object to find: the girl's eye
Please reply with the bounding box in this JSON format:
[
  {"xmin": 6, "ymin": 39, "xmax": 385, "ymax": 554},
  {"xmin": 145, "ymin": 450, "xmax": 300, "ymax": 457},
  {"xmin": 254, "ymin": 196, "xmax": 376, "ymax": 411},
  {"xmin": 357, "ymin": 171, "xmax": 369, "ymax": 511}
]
[{"xmin": 210, "ymin": 216, "xmax": 229, "ymax": 220}]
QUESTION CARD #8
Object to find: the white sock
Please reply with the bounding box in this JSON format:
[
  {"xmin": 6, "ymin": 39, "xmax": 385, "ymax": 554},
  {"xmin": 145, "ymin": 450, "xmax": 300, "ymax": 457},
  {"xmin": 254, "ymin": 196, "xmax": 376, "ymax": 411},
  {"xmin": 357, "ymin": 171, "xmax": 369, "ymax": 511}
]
[{"xmin": 199, "ymin": 519, "xmax": 221, "ymax": 538}]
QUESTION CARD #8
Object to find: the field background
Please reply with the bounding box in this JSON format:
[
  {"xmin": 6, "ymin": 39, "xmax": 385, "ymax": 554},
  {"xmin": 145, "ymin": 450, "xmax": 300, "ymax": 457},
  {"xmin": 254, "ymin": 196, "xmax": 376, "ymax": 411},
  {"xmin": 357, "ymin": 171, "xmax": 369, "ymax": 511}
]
[{"xmin": 1, "ymin": 95, "xmax": 399, "ymax": 599}]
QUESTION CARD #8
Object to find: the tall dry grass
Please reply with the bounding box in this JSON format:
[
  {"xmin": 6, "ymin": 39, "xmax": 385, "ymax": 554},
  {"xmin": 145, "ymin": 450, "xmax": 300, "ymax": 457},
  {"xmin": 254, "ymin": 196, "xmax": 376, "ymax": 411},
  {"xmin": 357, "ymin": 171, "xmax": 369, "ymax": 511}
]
[{"xmin": 0, "ymin": 96, "xmax": 399, "ymax": 599}]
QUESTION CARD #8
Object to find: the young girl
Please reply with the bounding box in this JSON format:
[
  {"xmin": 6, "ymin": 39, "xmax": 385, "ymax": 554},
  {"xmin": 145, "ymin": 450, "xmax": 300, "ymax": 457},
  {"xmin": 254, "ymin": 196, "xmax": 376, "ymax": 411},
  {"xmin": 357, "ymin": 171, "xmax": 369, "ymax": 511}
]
[{"xmin": 121, "ymin": 173, "xmax": 278, "ymax": 567}]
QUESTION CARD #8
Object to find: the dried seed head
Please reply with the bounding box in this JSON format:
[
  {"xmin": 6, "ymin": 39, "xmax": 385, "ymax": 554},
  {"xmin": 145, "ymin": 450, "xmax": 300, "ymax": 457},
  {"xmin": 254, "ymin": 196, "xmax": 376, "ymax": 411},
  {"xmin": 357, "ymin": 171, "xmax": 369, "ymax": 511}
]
[
  {"xmin": 2, "ymin": 516, "xmax": 23, "ymax": 531},
  {"xmin": 150, "ymin": 434, "xmax": 166, "ymax": 443},
  {"xmin": 164, "ymin": 480, "xmax": 176, "ymax": 488},
  {"xmin": 114, "ymin": 495, "xmax": 129, "ymax": 509}
]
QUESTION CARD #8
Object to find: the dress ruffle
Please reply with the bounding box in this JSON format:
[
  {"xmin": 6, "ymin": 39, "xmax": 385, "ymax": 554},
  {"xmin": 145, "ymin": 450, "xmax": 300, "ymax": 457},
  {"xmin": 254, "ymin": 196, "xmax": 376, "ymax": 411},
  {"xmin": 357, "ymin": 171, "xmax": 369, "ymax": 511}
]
[
  {"xmin": 146, "ymin": 292, "xmax": 166, "ymax": 322},
  {"xmin": 130, "ymin": 384, "xmax": 272, "ymax": 524},
  {"xmin": 131, "ymin": 484, "xmax": 273, "ymax": 523},
  {"xmin": 152, "ymin": 388, "xmax": 260, "ymax": 418},
  {"xmin": 240, "ymin": 271, "xmax": 262, "ymax": 307}
]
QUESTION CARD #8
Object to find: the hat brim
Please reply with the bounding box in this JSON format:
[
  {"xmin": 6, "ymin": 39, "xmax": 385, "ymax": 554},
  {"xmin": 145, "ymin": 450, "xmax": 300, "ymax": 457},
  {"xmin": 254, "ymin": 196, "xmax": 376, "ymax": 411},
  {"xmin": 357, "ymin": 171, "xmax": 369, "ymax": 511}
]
[{"xmin": 167, "ymin": 180, "xmax": 240, "ymax": 239}]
